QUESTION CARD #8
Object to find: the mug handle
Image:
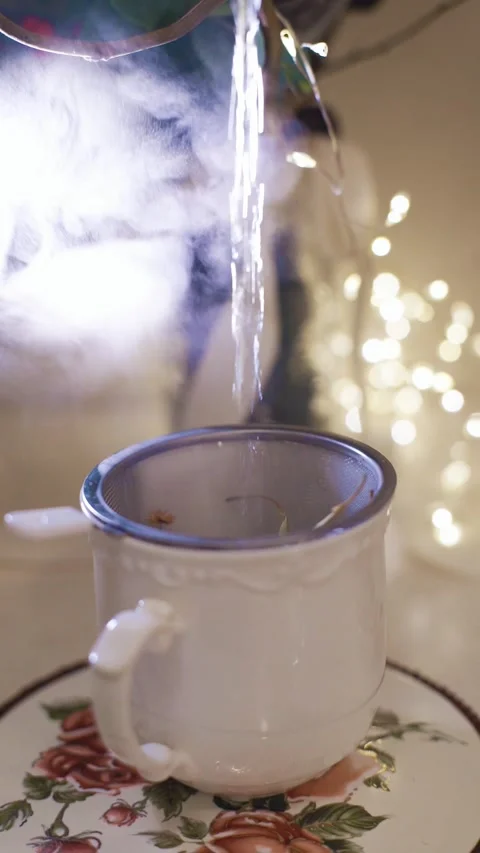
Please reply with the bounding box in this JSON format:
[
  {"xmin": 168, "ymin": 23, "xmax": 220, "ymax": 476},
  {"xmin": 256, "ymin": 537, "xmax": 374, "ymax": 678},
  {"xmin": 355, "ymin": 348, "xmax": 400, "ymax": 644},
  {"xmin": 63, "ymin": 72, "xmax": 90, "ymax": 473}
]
[{"xmin": 89, "ymin": 598, "xmax": 187, "ymax": 782}]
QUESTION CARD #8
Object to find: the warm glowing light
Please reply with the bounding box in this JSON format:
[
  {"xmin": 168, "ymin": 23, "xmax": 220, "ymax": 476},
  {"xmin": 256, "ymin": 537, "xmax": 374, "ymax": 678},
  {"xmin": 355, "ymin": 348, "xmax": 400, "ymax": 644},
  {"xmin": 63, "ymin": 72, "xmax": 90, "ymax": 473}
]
[
  {"xmin": 373, "ymin": 272, "xmax": 400, "ymax": 299},
  {"xmin": 451, "ymin": 302, "xmax": 474, "ymax": 328},
  {"xmin": 386, "ymin": 317, "xmax": 411, "ymax": 340},
  {"xmin": 434, "ymin": 523, "xmax": 461, "ymax": 547},
  {"xmin": 362, "ymin": 338, "xmax": 384, "ymax": 364},
  {"xmin": 412, "ymin": 365, "xmax": 434, "ymax": 390},
  {"xmin": 371, "ymin": 236, "xmax": 392, "ymax": 257},
  {"xmin": 386, "ymin": 210, "xmax": 403, "ymax": 227},
  {"xmin": 391, "ymin": 419, "xmax": 416, "ymax": 445},
  {"xmin": 427, "ymin": 279, "xmax": 449, "ymax": 301},
  {"xmin": 345, "ymin": 407, "xmax": 362, "ymax": 433},
  {"xmin": 438, "ymin": 340, "xmax": 461, "ymax": 363},
  {"xmin": 330, "ymin": 332, "xmax": 353, "ymax": 358},
  {"xmin": 343, "ymin": 273, "xmax": 362, "ymax": 302},
  {"xmin": 466, "ymin": 413, "xmax": 480, "ymax": 438},
  {"xmin": 472, "ymin": 334, "xmax": 480, "ymax": 357},
  {"xmin": 432, "ymin": 372, "xmax": 454, "ymax": 393},
  {"xmin": 332, "ymin": 379, "xmax": 362, "ymax": 409},
  {"xmin": 442, "ymin": 461, "xmax": 471, "ymax": 491},
  {"xmin": 431, "ymin": 508, "xmax": 453, "ymax": 529},
  {"xmin": 446, "ymin": 323, "xmax": 468, "ymax": 345},
  {"xmin": 382, "ymin": 338, "xmax": 402, "ymax": 360},
  {"xmin": 417, "ymin": 302, "xmax": 435, "ymax": 323},
  {"xmin": 401, "ymin": 291, "xmax": 427, "ymax": 320},
  {"xmin": 287, "ymin": 151, "xmax": 317, "ymax": 169},
  {"xmin": 379, "ymin": 298, "xmax": 405, "ymax": 323},
  {"xmin": 394, "ymin": 387, "xmax": 423, "ymax": 415},
  {"xmin": 441, "ymin": 389, "xmax": 464, "ymax": 413},
  {"xmin": 390, "ymin": 193, "xmax": 411, "ymax": 216}
]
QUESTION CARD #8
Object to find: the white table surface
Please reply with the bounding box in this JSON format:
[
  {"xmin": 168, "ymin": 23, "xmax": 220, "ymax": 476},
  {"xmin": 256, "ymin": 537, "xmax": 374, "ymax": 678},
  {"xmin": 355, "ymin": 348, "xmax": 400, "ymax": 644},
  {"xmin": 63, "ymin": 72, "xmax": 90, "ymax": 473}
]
[{"xmin": 0, "ymin": 525, "xmax": 479, "ymax": 714}]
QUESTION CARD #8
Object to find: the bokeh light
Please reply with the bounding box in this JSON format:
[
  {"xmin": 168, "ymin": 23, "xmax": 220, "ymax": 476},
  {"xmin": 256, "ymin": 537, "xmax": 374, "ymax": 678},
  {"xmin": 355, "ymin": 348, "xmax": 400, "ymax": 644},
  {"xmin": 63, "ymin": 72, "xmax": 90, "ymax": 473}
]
[
  {"xmin": 465, "ymin": 413, "xmax": 480, "ymax": 438},
  {"xmin": 391, "ymin": 419, "xmax": 416, "ymax": 445},
  {"xmin": 438, "ymin": 340, "xmax": 461, "ymax": 363},
  {"xmin": 446, "ymin": 323, "xmax": 468, "ymax": 345},
  {"xmin": 427, "ymin": 280, "xmax": 449, "ymax": 301},
  {"xmin": 441, "ymin": 389, "xmax": 464, "ymax": 413},
  {"xmin": 441, "ymin": 461, "xmax": 471, "ymax": 491},
  {"xmin": 412, "ymin": 364, "xmax": 434, "ymax": 390},
  {"xmin": 385, "ymin": 317, "xmax": 411, "ymax": 340},
  {"xmin": 451, "ymin": 302, "xmax": 474, "ymax": 328},
  {"xmin": 343, "ymin": 273, "xmax": 362, "ymax": 302},
  {"xmin": 371, "ymin": 236, "xmax": 392, "ymax": 257},
  {"xmin": 434, "ymin": 524, "xmax": 461, "ymax": 547},
  {"xmin": 432, "ymin": 372, "xmax": 454, "ymax": 393}
]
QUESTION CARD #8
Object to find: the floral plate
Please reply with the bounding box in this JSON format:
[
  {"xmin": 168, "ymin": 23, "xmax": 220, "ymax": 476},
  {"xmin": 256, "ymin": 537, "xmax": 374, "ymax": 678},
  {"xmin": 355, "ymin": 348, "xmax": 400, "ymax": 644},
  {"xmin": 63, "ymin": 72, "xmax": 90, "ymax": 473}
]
[{"xmin": 0, "ymin": 661, "xmax": 479, "ymax": 853}]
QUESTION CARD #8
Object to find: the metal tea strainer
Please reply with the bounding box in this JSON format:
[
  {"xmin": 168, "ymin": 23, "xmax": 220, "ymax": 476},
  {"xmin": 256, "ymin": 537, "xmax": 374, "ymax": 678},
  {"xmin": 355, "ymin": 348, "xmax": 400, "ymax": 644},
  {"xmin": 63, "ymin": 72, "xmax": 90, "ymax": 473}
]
[{"xmin": 81, "ymin": 426, "xmax": 396, "ymax": 550}]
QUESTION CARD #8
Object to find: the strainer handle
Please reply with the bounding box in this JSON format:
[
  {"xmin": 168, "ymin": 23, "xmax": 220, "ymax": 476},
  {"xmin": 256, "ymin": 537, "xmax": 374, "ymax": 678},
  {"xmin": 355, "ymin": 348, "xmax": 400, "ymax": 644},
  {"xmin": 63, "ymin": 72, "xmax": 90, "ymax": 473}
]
[{"xmin": 89, "ymin": 598, "xmax": 188, "ymax": 782}]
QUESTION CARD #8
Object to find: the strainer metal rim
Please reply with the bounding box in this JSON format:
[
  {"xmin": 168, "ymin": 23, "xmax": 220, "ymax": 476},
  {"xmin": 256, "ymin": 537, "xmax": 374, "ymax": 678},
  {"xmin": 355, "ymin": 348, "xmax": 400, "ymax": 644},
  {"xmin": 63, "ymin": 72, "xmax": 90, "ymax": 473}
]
[{"xmin": 80, "ymin": 425, "xmax": 396, "ymax": 551}]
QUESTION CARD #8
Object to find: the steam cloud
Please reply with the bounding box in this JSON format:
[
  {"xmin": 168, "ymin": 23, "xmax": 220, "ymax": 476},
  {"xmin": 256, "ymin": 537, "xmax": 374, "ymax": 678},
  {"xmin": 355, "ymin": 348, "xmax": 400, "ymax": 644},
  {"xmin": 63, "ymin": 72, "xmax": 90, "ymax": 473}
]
[
  {"xmin": 0, "ymin": 18, "xmax": 299, "ymax": 412},
  {"xmin": 0, "ymin": 36, "xmax": 237, "ymax": 403}
]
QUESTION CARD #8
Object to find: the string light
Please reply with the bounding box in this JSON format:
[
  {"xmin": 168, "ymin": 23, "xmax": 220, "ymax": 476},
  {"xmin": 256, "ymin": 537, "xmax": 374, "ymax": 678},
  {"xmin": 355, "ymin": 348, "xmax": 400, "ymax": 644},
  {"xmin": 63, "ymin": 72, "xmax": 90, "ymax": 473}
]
[
  {"xmin": 382, "ymin": 338, "xmax": 402, "ymax": 360},
  {"xmin": 465, "ymin": 414, "xmax": 480, "ymax": 438},
  {"xmin": 446, "ymin": 323, "xmax": 468, "ymax": 345},
  {"xmin": 312, "ymin": 188, "xmax": 480, "ymax": 558},
  {"xmin": 438, "ymin": 340, "xmax": 461, "ymax": 362},
  {"xmin": 390, "ymin": 193, "xmax": 411, "ymax": 216},
  {"xmin": 431, "ymin": 507, "xmax": 452, "ymax": 529},
  {"xmin": 434, "ymin": 524, "xmax": 461, "ymax": 547},
  {"xmin": 441, "ymin": 389, "xmax": 464, "ymax": 413},
  {"xmin": 371, "ymin": 237, "xmax": 391, "ymax": 257},
  {"xmin": 343, "ymin": 273, "xmax": 362, "ymax": 302},
  {"xmin": 441, "ymin": 460, "xmax": 471, "ymax": 491},
  {"xmin": 411, "ymin": 364, "xmax": 434, "ymax": 390},
  {"xmin": 471, "ymin": 334, "xmax": 480, "ymax": 356},
  {"xmin": 391, "ymin": 419, "xmax": 416, "ymax": 445},
  {"xmin": 386, "ymin": 210, "xmax": 403, "ymax": 226},
  {"xmin": 432, "ymin": 372, "xmax": 454, "ymax": 393},
  {"xmin": 362, "ymin": 338, "xmax": 384, "ymax": 364},
  {"xmin": 417, "ymin": 302, "xmax": 435, "ymax": 323},
  {"xmin": 427, "ymin": 279, "xmax": 449, "ymax": 301},
  {"xmin": 401, "ymin": 291, "xmax": 428, "ymax": 320},
  {"xmin": 385, "ymin": 317, "xmax": 411, "ymax": 340},
  {"xmin": 378, "ymin": 298, "xmax": 404, "ymax": 323},
  {"xmin": 372, "ymin": 272, "xmax": 400, "ymax": 299},
  {"xmin": 451, "ymin": 302, "xmax": 474, "ymax": 328}
]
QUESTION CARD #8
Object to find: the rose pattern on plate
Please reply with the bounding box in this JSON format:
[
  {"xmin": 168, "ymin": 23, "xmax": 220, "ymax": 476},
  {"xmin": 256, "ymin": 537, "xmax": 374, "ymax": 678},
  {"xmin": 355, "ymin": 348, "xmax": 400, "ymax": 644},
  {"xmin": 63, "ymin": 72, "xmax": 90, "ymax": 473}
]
[
  {"xmin": 196, "ymin": 810, "xmax": 333, "ymax": 853},
  {"xmin": 0, "ymin": 700, "xmax": 464, "ymax": 851},
  {"xmin": 34, "ymin": 706, "xmax": 144, "ymax": 795},
  {"xmin": 101, "ymin": 799, "xmax": 147, "ymax": 827}
]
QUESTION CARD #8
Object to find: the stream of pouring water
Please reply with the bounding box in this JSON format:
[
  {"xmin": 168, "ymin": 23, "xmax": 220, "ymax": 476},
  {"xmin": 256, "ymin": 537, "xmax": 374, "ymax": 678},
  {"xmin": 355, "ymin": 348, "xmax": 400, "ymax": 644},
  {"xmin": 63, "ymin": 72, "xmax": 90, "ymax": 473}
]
[{"xmin": 230, "ymin": 0, "xmax": 265, "ymax": 414}]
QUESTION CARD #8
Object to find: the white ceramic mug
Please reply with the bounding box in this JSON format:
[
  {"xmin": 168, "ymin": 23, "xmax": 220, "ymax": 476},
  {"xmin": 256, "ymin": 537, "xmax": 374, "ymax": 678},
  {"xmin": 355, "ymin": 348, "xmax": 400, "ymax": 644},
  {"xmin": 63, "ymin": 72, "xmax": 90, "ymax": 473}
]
[{"xmin": 6, "ymin": 426, "xmax": 395, "ymax": 796}]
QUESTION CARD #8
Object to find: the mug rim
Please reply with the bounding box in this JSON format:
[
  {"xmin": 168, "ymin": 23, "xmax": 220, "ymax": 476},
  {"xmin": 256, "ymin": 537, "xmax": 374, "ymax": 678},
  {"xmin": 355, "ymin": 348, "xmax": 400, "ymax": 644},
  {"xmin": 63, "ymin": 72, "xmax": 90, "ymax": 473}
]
[{"xmin": 80, "ymin": 425, "xmax": 396, "ymax": 552}]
